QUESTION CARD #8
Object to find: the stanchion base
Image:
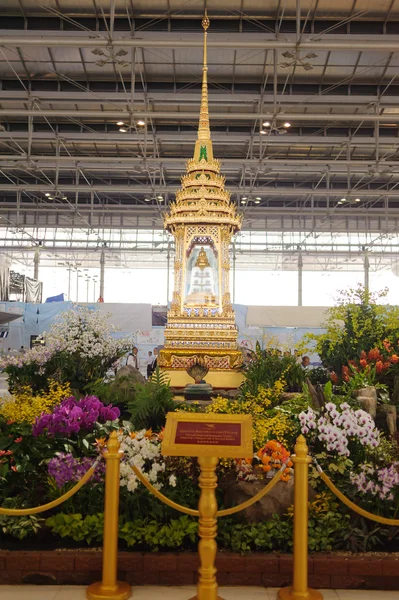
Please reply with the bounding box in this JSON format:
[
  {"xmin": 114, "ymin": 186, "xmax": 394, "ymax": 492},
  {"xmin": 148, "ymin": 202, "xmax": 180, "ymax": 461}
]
[
  {"xmin": 188, "ymin": 596, "xmax": 224, "ymax": 600},
  {"xmin": 86, "ymin": 580, "xmax": 132, "ymax": 600},
  {"xmin": 277, "ymin": 587, "xmax": 323, "ymax": 600}
]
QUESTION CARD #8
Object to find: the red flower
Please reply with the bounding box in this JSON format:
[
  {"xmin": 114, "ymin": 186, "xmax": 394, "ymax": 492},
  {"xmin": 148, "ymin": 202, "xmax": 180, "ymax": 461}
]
[
  {"xmin": 6, "ymin": 420, "xmax": 15, "ymax": 425},
  {"xmin": 375, "ymin": 360, "xmax": 384, "ymax": 374},
  {"xmin": 13, "ymin": 437, "xmax": 23, "ymax": 444},
  {"xmin": 360, "ymin": 359, "xmax": 367, "ymax": 369},
  {"xmin": 391, "ymin": 354, "xmax": 399, "ymax": 364},
  {"xmin": 383, "ymin": 362, "xmax": 391, "ymax": 371},
  {"xmin": 360, "ymin": 351, "xmax": 367, "ymax": 360},
  {"xmin": 11, "ymin": 465, "xmax": 17, "ymax": 472},
  {"xmin": 330, "ymin": 372, "xmax": 338, "ymax": 384},
  {"xmin": 342, "ymin": 365, "xmax": 350, "ymax": 382}
]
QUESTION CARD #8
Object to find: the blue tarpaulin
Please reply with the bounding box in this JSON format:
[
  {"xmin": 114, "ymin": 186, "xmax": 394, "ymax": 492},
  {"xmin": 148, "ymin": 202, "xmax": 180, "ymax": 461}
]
[{"xmin": 45, "ymin": 293, "xmax": 65, "ymax": 303}]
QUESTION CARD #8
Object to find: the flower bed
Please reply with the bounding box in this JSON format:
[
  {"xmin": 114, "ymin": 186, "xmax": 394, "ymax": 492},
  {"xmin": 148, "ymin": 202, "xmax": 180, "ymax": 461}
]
[{"xmin": 1, "ymin": 298, "xmax": 399, "ymax": 566}]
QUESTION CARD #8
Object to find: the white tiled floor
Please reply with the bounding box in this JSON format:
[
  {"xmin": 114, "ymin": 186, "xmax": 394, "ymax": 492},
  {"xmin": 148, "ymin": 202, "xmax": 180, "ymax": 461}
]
[{"xmin": 0, "ymin": 587, "xmax": 399, "ymax": 600}]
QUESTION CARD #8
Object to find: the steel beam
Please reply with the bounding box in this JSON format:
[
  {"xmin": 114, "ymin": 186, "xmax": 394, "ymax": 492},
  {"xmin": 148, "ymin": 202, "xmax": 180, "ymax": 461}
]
[
  {"xmin": 1, "ymin": 33, "xmax": 399, "ymax": 51},
  {"xmin": 0, "ymin": 156, "xmax": 398, "ymax": 172},
  {"xmin": 1, "ymin": 184, "xmax": 399, "ymax": 196},
  {"xmin": 0, "ymin": 91, "xmax": 396, "ymax": 107},
  {"xmin": 0, "ymin": 109, "xmax": 397, "ymax": 122}
]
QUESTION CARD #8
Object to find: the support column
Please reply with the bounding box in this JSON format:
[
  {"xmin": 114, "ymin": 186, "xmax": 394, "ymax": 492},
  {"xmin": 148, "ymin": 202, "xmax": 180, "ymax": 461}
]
[
  {"xmin": 232, "ymin": 242, "xmax": 236, "ymax": 303},
  {"xmin": 166, "ymin": 243, "xmax": 170, "ymax": 305},
  {"xmin": 364, "ymin": 251, "xmax": 370, "ymax": 292},
  {"xmin": 99, "ymin": 248, "xmax": 105, "ymax": 301},
  {"xmin": 298, "ymin": 249, "xmax": 303, "ymax": 307},
  {"xmin": 33, "ymin": 247, "xmax": 40, "ymax": 280}
]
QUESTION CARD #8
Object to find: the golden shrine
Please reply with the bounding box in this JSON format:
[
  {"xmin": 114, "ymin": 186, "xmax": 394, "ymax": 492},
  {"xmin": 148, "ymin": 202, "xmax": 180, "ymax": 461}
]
[{"xmin": 158, "ymin": 13, "xmax": 244, "ymax": 389}]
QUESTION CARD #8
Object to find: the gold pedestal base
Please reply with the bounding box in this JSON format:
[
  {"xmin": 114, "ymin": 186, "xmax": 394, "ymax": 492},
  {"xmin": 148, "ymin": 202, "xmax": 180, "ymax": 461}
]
[
  {"xmin": 278, "ymin": 587, "xmax": 323, "ymax": 600},
  {"xmin": 86, "ymin": 581, "xmax": 132, "ymax": 600},
  {"xmin": 161, "ymin": 368, "xmax": 245, "ymax": 389},
  {"xmin": 188, "ymin": 596, "xmax": 224, "ymax": 600}
]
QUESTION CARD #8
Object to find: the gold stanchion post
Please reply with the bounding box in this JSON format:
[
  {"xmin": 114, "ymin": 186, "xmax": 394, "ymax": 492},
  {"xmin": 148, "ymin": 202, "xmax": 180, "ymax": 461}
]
[
  {"xmin": 189, "ymin": 456, "xmax": 222, "ymax": 600},
  {"xmin": 86, "ymin": 431, "xmax": 132, "ymax": 600},
  {"xmin": 278, "ymin": 435, "xmax": 323, "ymax": 600}
]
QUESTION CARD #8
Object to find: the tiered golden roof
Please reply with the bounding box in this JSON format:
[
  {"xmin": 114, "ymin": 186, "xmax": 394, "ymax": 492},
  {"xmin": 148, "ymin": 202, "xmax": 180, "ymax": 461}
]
[{"xmin": 163, "ymin": 13, "xmax": 242, "ymax": 234}]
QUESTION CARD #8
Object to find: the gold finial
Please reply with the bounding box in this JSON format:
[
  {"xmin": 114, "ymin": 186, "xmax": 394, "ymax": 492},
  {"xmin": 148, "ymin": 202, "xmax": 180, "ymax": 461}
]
[
  {"xmin": 202, "ymin": 11, "xmax": 210, "ymax": 31},
  {"xmin": 193, "ymin": 11, "xmax": 213, "ymax": 161},
  {"xmin": 195, "ymin": 247, "xmax": 210, "ymax": 270}
]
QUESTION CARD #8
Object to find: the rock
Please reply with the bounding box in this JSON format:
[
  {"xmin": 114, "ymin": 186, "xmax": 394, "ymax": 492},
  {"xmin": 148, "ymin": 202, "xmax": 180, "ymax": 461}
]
[
  {"xmin": 115, "ymin": 365, "xmax": 146, "ymax": 384},
  {"xmin": 357, "ymin": 396, "xmax": 377, "ymax": 419},
  {"xmin": 352, "ymin": 387, "xmax": 377, "ymax": 401},
  {"xmin": 377, "ymin": 404, "xmax": 397, "ymax": 437},
  {"xmin": 221, "ymin": 476, "xmax": 315, "ymax": 523}
]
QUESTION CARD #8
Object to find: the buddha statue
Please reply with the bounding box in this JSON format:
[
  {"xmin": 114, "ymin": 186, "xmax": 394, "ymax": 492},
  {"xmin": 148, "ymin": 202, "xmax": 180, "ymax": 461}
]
[{"xmin": 186, "ymin": 247, "xmax": 216, "ymax": 305}]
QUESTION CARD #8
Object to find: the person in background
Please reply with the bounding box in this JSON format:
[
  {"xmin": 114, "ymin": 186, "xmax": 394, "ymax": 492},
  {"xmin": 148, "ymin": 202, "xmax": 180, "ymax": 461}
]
[
  {"xmin": 149, "ymin": 347, "xmax": 159, "ymax": 377},
  {"xmin": 127, "ymin": 346, "xmax": 140, "ymax": 370},
  {"xmin": 146, "ymin": 351, "xmax": 153, "ymax": 379},
  {"xmin": 301, "ymin": 355, "xmax": 310, "ymax": 369}
]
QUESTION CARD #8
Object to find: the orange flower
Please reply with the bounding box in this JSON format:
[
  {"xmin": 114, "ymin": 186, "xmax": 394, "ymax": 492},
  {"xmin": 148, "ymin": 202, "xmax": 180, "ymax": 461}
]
[
  {"xmin": 330, "ymin": 371, "xmax": 338, "ymax": 384},
  {"xmin": 245, "ymin": 458, "xmax": 253, "ymax": 464},
  {"xmin": 375, "ymin": 360, "xmax": 384, "ymax": 374},
  {"xmin": 262, "ymin": 456, "xmax": 271, "ymax": 465},
  {"xmin": 368, "ymin": 348, "xmax": 381, "ymax": 361},
  {"xmin": 262, "ymin": 465, "xmax": 271, "ymax": 472},
  {"xmin": 392, "ymin": 355, "xmax": 399, "ymax": 364},
  {"xmin": 287, "ymin": 460, "xmax": 293, "ymax": 468},
  {"xmin": 360, "ymin": 351, "xmax": 367, "ymax": 360},
  {"xmin": 359, "ymin": 359, "xmax": 367, "ymax": 369},
  {"xmin": 95, "ymin": 437, "xmax": 107, "ymax": 448},
  {"xmin": 145, "ymin": 429, "xmax": 153, "ymax": 438}
]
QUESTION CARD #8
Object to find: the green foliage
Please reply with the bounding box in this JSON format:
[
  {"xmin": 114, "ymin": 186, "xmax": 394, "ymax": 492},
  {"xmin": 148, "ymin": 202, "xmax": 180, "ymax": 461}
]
[
  {"xmin": 240, "ymin": 347, "xmax": 305, "ymax": 397},
  {"xmin": 342, "ymin": 364, "xmax": 379, "ymax": 394},
  {"xmin": 46, "ymin": 512, "xmax": 197, "ymax": 550},
  {"xmin": 303, "ymin": 285, "xmax": 399, "ymax": 378},
  {"xmin": 306, "ymin": 367, "xmax": 331, "ymax": 386},
  {"xmin": 0, "ymin": 498, "xmax": 44, "ymax": 540},
  {"xmin": 218, "ymin": 504, "xmax": 350, "ymax": 554},
  {"xmin": 218, "ymin": 515, "xmax": 292, "ymax": 553},
  {"xmin": 45, "ymin": 513, "xmax": 104, "ymax": 544},
  {"xmin": 120, "ymin": 515, "xmax": 198, "ymax": 550},
  {"xmin": 87, "ymin": 377, "xmax": 135, "ymax": 407},
  {"xmin": 127, "ymin": 367, "xmax": 177, "ymax": 430}
]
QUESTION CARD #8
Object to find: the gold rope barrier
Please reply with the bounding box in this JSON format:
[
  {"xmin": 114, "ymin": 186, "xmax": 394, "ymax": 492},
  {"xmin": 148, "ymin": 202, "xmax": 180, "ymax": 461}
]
[
  {"xmin": 315, "ymin": 462, "xmax": 399, "ymax": 526},
  {"xmin": 131, "ymin": 463, "xmax": 286, "ymax": 519},
  {"xmin": 0, "ymin": 458, "xmax": 101, "ymax": 516},
  {"xmin": 131, "ymin": 464, "xmax": 199, "ymax": 516},
  {"xmin": 216, "ymin": 466, "xmax": 285, "ymax": 517}
]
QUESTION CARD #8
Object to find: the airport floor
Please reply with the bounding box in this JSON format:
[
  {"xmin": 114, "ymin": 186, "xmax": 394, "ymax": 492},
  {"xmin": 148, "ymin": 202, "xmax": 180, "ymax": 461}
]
[{"xmin": 1, "ymin": 586, "xmax": 399, "ymax": 600}]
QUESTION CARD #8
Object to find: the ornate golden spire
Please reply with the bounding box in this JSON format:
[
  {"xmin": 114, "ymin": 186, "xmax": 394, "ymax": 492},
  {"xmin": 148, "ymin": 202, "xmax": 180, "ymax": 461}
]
[{"xmin": 193, "ymin": 11, "xmax": 214, "ymax": 163}]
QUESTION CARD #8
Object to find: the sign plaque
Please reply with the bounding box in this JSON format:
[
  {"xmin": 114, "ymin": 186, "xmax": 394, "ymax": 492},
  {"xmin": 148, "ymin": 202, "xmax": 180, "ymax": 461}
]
[{"xmin": 162, "ymin": 412, "xmax": 253, "ymax": 458}]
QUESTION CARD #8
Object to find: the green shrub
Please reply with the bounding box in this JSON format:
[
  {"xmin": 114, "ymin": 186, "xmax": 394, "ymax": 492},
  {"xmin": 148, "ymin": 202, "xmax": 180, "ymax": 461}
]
[{"xmin": 127, "ymin": 367, "xmax": 177, "ymax": 430}]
